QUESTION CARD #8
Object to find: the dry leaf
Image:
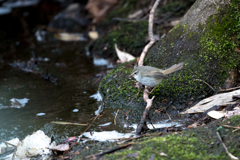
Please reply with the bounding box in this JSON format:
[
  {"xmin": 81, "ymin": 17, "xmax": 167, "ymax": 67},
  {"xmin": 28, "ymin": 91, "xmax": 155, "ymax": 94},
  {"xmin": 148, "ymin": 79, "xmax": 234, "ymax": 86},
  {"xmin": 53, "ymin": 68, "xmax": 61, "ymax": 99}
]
[
  {"xmin": 180, "ymin": 89, "xmax": 240, "ymax": 114},
  {"xmin": 159, "ymin": 152, "xmax": 168, "ymax": 156},
  {"xmin": 115, "ymin": 44, "xmax": 135, "ymax": 63},
  {"xmin": 54, "ymin": 33, "xmax": 86, "ymax": 41},
  {"xmin": 88, "ymin": 31, "xmax": 99, "ymax": 40},
  {"xmin": 207, "ymin": 111, "xmax": 224, "ymax": 119}
]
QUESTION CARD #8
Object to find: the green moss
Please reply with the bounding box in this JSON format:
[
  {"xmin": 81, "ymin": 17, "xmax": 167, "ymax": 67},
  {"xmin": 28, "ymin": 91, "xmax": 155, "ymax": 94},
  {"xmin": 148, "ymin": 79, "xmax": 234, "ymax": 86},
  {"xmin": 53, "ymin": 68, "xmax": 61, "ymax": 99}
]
[{"xmin": 199, "ymin": 1, "xmax": 240, "ymax": 70}]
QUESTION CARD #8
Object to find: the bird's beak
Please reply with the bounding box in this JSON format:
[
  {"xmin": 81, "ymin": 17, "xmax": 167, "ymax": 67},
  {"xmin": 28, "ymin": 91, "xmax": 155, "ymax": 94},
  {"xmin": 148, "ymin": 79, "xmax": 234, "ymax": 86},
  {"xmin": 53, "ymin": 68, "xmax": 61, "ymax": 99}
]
[{"xmin": 129, "ymin": 74, "xmax": 133, "ymax": 79}]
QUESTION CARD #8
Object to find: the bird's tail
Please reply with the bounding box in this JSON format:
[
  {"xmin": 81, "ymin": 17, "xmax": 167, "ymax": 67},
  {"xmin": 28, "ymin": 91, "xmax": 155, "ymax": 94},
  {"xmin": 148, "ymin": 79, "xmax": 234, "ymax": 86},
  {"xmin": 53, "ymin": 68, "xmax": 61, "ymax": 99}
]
[{"xmin": 162, "ymin": 62, "xmax": 184, "ymax": 75}]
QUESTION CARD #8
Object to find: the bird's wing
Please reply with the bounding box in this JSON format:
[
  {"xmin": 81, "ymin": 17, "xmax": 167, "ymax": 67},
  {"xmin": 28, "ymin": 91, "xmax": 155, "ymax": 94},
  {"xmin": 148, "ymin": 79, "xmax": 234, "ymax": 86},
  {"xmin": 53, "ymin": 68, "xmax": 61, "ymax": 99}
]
[{"xmin": 142, "ymin": 71, "xmax": 168, "ymax": 79}]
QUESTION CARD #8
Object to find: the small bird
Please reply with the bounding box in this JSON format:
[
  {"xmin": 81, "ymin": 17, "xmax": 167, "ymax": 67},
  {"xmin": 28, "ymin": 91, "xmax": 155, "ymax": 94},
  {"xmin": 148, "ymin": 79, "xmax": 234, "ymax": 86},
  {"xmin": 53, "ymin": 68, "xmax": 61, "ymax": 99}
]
[{"xmin": 130, "ymin": 62, "xmax": 184, "ymax": 92}]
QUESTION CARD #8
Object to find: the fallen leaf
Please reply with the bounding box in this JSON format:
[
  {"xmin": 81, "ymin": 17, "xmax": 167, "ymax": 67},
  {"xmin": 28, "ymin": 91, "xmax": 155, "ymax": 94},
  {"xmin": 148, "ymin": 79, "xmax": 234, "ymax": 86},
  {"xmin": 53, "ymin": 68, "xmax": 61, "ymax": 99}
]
[
  {"xmin": 207, "ymin": 110, "xmax": 224, "ymax": 119},
  {"xmin": 54, "ymin": 33, "xmax": 86, "ymax": 41},
  {"xmin": 180, "ymin": 89, "xmax": 240, "ymax": 114},
  {"xmin": 115, "ymin": 43, "xmax": 135, "ymax": 63},
  {"xmin": 159, "ymin": 152, "xmax": 167, "ymax": 156},
  {"xmin": 88, "ymin": 31, "xmax": 99, "ymax": 40}
]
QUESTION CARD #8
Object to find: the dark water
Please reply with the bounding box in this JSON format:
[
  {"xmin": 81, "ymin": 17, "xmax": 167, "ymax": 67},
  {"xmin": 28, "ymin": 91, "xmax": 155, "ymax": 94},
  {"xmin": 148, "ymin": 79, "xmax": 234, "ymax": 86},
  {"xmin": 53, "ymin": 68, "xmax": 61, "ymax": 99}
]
[{"xmin": 0, "ymin": 37, "xmax": 136, "ymax": 143}]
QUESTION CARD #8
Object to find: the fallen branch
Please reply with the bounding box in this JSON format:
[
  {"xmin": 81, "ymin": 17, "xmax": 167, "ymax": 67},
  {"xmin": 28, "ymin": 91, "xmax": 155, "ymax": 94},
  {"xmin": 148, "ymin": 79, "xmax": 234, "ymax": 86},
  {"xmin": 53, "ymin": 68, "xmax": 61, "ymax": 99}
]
[
  {"xmin": 85, "ymin": 142, "xmax": 133, "ymax": 159},
  {"xmin": 216, "ymin": 132, "xmax": 238, "ymax": 160}
]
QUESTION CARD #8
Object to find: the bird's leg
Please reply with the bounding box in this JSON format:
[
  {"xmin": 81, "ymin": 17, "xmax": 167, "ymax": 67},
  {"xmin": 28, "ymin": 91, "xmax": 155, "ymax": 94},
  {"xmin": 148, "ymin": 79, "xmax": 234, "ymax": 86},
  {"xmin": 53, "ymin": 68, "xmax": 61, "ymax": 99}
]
[
  {"xmin": 134, "ymin": 82, "xmax": 144, "ymax": 95},
  {"xmin": 149, "ymin": 86, "xmax": 157, "ymax": 94}
]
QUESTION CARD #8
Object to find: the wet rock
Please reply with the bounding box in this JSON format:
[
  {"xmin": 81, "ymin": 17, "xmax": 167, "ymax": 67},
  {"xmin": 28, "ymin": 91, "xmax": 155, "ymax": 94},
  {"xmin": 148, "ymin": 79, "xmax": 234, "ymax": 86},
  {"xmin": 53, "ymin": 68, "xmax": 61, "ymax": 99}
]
[{"xmin": 49, "ymin": 3, "xmax": 90, "ymax": 32}]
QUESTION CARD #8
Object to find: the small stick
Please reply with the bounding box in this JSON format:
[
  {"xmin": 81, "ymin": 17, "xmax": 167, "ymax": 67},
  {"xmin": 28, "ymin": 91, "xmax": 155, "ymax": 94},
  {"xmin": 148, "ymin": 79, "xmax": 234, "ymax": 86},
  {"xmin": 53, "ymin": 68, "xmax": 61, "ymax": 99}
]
[
  {"xmin": 85, "ymin": 142, "xmax": 134, "ymax": 159},
  {"xmin": 150, "ymin": 120, "xmax": 155, "ymax": 129},
  {"xmin": 121, "ymin": 121, "xmax": 129, "ymax": 128},
  {"xmin": 221, "ymin": 125, "xmax": 240, "ymax": 132},
  {"xmin": 166, "ymin": 112, "xmax": 172, "ymax": 121},
  {"xmin": 219, "ymin": 86, "xmax": 240, "ymax": 93},
  {"xmin": 114, "ymin": 109, "xmax": 119, "ymax": 125},
  {"xmin": 125, "ymin": 113, "xmax": 129, "ymax": 120},
  {"xmin": 64, "ymin": 101, "xmax": 104, "ymax": 153},
  {"xmin": 232, "ymin": 129, "xmax": 240, "ymax": 132},
  {"xmin": 0, "ymin": 140, "xmax": 17, "ymax": 148},
  {"xmin": 118, "ymin": 135, "xmax": 146, "ymax": 145},
  {"xmin": 221, "ymin": 125, "xmax": 240, "ymax": 130},
  {"xmin": 194, "ymin": 79, "xmax": 215, "ymax": 92},
  {"xmin": 216, "ymin": 132, "xmax": 238, "ymax": 160}
]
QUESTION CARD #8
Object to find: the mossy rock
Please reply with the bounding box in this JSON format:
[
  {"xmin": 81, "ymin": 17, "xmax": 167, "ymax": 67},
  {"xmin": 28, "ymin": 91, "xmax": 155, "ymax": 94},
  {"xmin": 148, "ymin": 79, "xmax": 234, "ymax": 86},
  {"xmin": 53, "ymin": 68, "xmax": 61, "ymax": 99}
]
[{"xmin": 99, "ymin": 0, "xmax": 240, "ymax": 122}]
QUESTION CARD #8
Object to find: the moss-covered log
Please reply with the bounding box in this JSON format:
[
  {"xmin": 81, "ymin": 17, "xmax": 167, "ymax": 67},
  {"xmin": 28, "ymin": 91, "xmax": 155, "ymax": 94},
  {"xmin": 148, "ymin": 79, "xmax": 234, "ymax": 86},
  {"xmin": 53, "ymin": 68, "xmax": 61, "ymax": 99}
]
[{"xmin": 99, "ymin": 0, "xmax": 240, "ymax": 122}]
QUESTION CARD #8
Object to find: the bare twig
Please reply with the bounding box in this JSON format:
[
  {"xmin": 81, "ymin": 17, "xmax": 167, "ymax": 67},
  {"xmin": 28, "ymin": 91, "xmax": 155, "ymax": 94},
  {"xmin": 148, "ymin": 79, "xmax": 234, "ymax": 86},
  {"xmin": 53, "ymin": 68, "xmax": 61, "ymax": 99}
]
[
  {"xmin": 232, "ymin": 129, "xmax": 240, "ymax": 132},
  {"xmin": 221, "ymin": 125, "xmax": 240, "ymax": 130},
  {"xmin": 114, "ymin": 109, "xmax": 119, "ymax": 125},
  {"xmin": 0, "ymin": 140, "xmax": 17, "ymax": 148},
  {"xmin": 219, "ymin": 86, "xmax": 240, "ymax": 93},
  {"xmin": 64, "ymin": 102, "xmax": 104, "ymax": 153},
  {"xmin": 216, "ymin": 132, "xmax": 238, "ymax": 160},
  {"xmin": 150, "ymin": 120, "xmax": 155, "ymax": 129},
  {"xmin": 124, "ymin": 110, "xmax": 131, "ymax": 120},
  {"xmin": 166, "ymin": 112, "xmax": 172, "ymax": 121},
  {"xmin": 121, "ymin": 121, "xmax": 129, "ymax": 128},
  {"xmin": 221, "ymin": 125, "xmax": 240, "ymax": 132},
  {"xmin": 138, "ymin": 0, "xmax": 161, "ymax": 66},
  {"xmin": 194, "ymin": 79, "xmax": 215, "ymax": 92}
]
